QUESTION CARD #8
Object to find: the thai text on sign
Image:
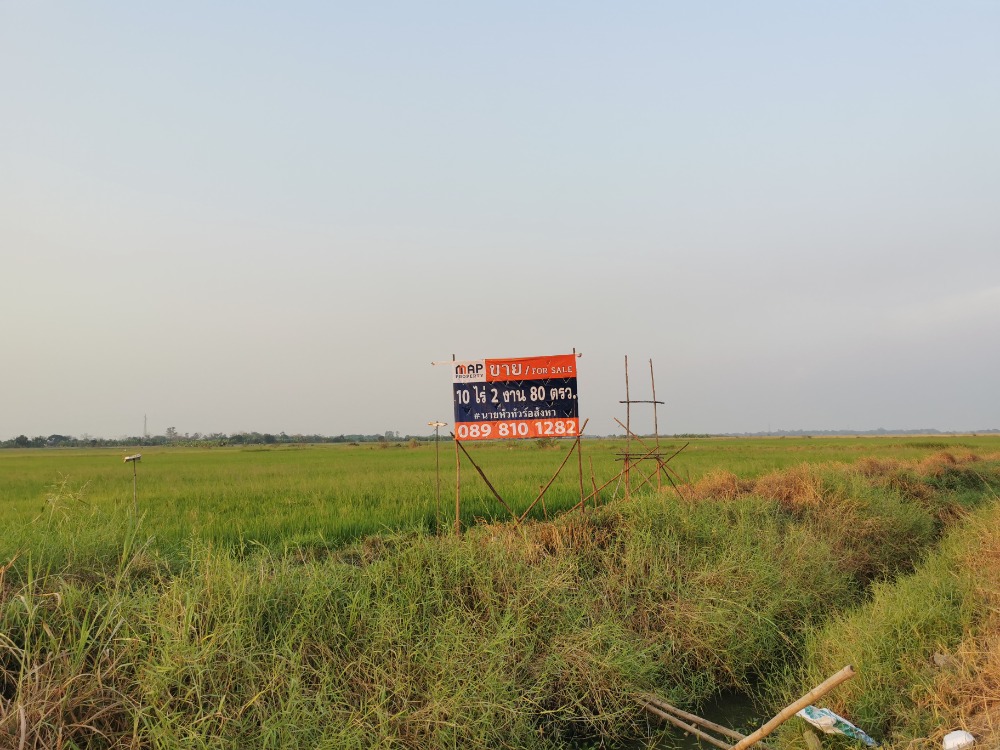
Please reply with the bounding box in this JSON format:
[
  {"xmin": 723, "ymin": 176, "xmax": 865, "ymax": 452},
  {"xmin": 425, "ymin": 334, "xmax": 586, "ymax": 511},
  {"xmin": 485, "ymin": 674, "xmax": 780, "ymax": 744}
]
[{"xmin": 452, "ymin": 353, "xmax": 579, "ymax": 441}]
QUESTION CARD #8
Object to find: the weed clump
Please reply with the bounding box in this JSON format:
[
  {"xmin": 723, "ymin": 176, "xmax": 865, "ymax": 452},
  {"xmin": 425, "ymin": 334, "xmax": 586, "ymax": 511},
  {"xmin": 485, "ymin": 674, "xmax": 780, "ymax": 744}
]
[
  {"xmin": 684, "ymin": 470, "xmax": 752, "ymax": 501},
  {"xmin": 775, "ymin": 500, "xmax": 1000, "ymax": 748},
  {"xmin": 752, "ymin": 465, "xmax": 824, "ymax": 510}
]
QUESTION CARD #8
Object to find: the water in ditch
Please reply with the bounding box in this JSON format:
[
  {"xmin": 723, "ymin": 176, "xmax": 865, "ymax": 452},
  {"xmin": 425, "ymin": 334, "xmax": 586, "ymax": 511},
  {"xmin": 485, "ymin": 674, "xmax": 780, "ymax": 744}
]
[{"xmin": 648, "ymin": 691, "xmax": 768, "ymax": 749}]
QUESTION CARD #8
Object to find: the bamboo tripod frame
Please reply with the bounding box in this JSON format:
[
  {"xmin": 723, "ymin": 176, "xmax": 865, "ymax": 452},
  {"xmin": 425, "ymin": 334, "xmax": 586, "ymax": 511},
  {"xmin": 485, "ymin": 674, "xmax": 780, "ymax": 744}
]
[{"xmin": 618, "ymin": 356, "xmax": 687, "ymax": 500}]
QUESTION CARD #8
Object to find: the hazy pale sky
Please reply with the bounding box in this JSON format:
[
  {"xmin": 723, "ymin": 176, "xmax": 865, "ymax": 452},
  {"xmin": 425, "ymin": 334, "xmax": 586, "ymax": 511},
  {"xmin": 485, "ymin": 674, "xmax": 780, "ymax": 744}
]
[{"xmin": 2, "ymin": 2, "xmax": 998, "ymax": 439}]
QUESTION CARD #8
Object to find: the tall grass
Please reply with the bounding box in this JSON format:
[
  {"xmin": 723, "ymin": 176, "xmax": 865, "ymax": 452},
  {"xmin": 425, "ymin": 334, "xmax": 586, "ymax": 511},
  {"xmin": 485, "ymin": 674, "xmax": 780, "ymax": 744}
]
[
  {"xmin": 3, "ymin": 453, "xmax": 998, "ymax": 748},
  {"xmin": 774, "ymin": 470, "xmax": 1000, "ymax": 749}
]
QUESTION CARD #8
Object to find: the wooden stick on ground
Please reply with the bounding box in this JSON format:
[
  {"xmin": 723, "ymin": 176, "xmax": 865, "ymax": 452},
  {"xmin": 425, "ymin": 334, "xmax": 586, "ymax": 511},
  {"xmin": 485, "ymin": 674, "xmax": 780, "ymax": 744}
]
[
  {"xmin": 639, "ymin": 694, "xmax": 781, "ymax": 750},
  {"xmin": 639, "ymin": 695, "xmax": 747, "ymax": 741},
  {"xmin": 640, "ymin": 700, "xmax": 733, "ymax": 750}
]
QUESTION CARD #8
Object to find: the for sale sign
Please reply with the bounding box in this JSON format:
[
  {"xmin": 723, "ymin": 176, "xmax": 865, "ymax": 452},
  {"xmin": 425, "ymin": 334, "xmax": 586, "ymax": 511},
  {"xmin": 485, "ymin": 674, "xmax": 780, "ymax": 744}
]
[{"xmin": 452, "ymin": 354, "xmax": 579, "ymax": 441}]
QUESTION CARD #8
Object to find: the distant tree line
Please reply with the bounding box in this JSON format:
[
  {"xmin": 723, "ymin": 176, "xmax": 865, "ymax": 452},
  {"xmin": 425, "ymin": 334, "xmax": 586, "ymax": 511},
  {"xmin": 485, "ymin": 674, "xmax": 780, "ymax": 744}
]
[{"xmin": 0, "ymin": 430, "xmax": 438, "ymax": 449}]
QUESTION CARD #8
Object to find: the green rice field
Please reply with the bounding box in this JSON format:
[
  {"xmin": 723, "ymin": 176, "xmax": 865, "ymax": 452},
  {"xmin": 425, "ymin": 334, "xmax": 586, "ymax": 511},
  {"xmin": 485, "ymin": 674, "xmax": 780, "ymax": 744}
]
[{"xmin": 3, "ymin": 435, "xmax": 997, "ymax": 559}]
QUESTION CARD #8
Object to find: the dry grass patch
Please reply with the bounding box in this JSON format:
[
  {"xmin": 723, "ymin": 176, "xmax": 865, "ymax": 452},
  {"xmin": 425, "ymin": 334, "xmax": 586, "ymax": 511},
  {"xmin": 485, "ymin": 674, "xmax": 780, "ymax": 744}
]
[
  {"xmin": 683, "ymin": 470, "xmax": 753, "ymax": 501},
  {"xmin": 911, "ymin": 509, "xmax": 1000, "ymax": 749},
  {"xmin": 917, "ymin": 450, "xmax": 981, "ymax": 477},
  {"xmin": 752, "ymin": 465, "xmax": 824, "ymax": 511},
  {"xmin": 855, "ymin": 457, "xmax": 905, "ymax": 478},
  {"xmin": 918, "ymin": 625, "xmax": 1000, "ymax": 749}
]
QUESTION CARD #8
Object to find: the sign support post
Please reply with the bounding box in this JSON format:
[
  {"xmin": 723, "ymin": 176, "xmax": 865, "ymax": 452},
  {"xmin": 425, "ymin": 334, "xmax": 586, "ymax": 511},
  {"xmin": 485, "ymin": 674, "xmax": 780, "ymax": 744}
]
[
  {"xmin": 123, "ymin": 454, "xmax": 142, "ymax": 514},
  {"xmin": 427, "ymin": 421, "xmax": 447, "ymax": 534},
  {"xmin": 454, "ymin": 438, "xmax": 461, "ymax": 535}
]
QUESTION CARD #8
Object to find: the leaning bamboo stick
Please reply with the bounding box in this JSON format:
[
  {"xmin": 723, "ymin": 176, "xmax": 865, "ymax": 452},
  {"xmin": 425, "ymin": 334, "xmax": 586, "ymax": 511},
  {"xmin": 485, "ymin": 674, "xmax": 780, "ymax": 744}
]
[
  {"xmin": 640, "ymin": 700, "xmax": 733, "ymax": 750},
  {"xmin": 639, "ymin": 695, "xmax": 747, "ymax": 741},
  {"xmin": 612, "ymin": 420, "xmax": 691, "ymax": 500},
  {"xmin": 566, "ymin": 466, "xmax": 625, "ymax": 514},
  {"xmin": 729, "ymin": 665, "xmax": 856, "ymax": 750},
  {"xmin": 516, "ymin": 418, "xmax": 589, "ymax": 523},
  {"xmin": 453, "ymin": 436, "xmax": 518, "ymax": 521},
  {"xmin": 517, "ymin": 440, "xmax": 576, "ymax": 522}
]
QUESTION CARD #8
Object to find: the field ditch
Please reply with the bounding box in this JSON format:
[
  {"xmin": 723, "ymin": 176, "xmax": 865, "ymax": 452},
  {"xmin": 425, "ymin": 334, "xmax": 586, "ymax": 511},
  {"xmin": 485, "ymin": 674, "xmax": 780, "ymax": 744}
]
[{"xmin": 1, "ymin": 449, "xmax": 999, "ymax": 748}]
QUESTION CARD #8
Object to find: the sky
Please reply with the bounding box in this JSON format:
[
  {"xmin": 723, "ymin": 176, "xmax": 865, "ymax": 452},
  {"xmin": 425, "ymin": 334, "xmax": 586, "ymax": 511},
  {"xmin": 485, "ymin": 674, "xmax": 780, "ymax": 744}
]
[{"xmin": 2, "ymin": 2, "xmax": 999, "ymax": 440}]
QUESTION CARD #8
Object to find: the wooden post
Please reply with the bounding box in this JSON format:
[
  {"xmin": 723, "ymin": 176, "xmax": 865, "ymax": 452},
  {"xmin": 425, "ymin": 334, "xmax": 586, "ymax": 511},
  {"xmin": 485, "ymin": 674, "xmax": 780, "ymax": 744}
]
[
  {"xmin": 124, "ymin": 454, "xmax": 141, "ymax": 514},
  {"xmin": 650, "ymin": 358, "xmax": 661, "ymax": 490},
  {"xmin": 427, "ymin": 421, "xmax": 447, "ymax": 534},
  {"xmin": 624, "ymin": 355, "xmax": 631, "ymax": 500},
  {"xmin": 639, "ymin": 694, "xmax": 749, "ymax": 742},
  {"xmin": 454, "ymin": 437, "xmax": 461, "ymax": 535},
  {"xmin": 638, "ymin": 694, "xmax": 782, "ymax": 750},
  {"xmin": 589, "ymin": 456, "xmax": 599, "ymax": 510},
  {"xmin": 435, "ymin": 425, "xmax": 441, "ymax": 533},
  {"xmin": 729, "ymin": 665, "xmax": 856, "ymax": 750},
  {"xmin": 641, "ymin": 702, "xmax": 733, "ymax": 750}
]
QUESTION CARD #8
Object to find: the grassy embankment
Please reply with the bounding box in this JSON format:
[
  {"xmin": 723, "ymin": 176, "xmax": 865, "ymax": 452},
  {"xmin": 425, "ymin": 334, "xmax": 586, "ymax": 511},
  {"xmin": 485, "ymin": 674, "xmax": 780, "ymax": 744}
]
[
  {"xmin": 775, "ymin": 454, "xmax": 1000, "ymax": 749},
  {"xmin": 2, "ymin": 442, "xmax": 999, "ymax": 748}
]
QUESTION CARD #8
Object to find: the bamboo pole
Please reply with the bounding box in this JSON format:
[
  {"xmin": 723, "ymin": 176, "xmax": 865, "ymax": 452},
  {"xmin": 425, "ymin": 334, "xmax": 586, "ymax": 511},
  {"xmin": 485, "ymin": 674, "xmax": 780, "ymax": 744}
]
[
  {"xmin": 662, "ymin": 464, "xmax": 687, "ymax": 501},
  {"xmin": 517, "ymin": 440, "xmax": 576, "ymax": 522},
  {"xmin": 566, "ymin": 464, "xmax": 625, "ymax": 513},
  {"xmin": 650, "ymin": 358, "xmax": 661, "ymax": 490},
  {"xmin": 641, "ymin": 701, "xmax": 733, "ymax": 750},
  {"xmin": 729, "ymin": 665, "xmax": 856, "ymax": 750},
  {"xmin": 454, "ymin": 438, "xmax": 461, "ymax": 535},
  {"xmin": 589, "ymin": 456, "xmax": 599, "ymax": 510},
  {"xmin": 454, "ymin": 437, "xmax": 519, "ymax": 522},
  {"xmin": 630, "ymin": 461, "xmax": 665, "ymax": 495},
  {"xmin": 434, "ymin": 423, "xmax": 442, "ymax": 533},
  {"xmin": 516, "ymin": 418, "xmax": 589, "ymax": 523},
  {"xmin": 615, "ymin": 421, "xmax": 691, "ymax": 487},
  {"xmin": 613, "ymin": 418, "xmax": 690, "ymax": 498},
  {"xmin": 624, "ymin": 355, "xmax": 631, "ymax": 500},
  {"xmin": 576, "ymin": 432, "xmax": 585, "ymax": 514},
  {"xmin": 639, "ymin": 695, "xmax": 747, "ymax": 742},
  {"xmin": 639, "ymin": 696, "xmax": 778, "ymax": 750},
  {"xmin": 614, "ymin": 441, "xmax": 667, "ymax": 465}
]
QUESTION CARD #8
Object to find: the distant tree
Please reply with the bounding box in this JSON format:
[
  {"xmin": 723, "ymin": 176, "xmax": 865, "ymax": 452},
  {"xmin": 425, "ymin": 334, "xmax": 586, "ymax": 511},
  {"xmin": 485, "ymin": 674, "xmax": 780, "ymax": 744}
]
[
  {"xmin": 165, "ymin": 427, "xmax": 178, "ymax": 441},
  {"xmin": 14, "ymin": 435, "xmax": 29, "ymax": 447}
]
